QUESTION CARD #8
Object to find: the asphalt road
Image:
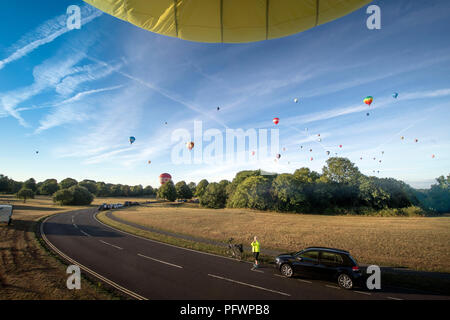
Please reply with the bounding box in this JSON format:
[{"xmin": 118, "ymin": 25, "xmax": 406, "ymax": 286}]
[{"xmin": 41, "ymin": 208, "xmax": 449, "ymax": 300}]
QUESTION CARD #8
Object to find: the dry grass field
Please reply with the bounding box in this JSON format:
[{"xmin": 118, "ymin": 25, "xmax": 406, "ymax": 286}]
[
  {"xmin": 111, "ymin": 204, "xmax": 450, "ymax": 273},
  {"xmin": 0, "ymin": 195, "xmax": 114, "ymax": 299}
]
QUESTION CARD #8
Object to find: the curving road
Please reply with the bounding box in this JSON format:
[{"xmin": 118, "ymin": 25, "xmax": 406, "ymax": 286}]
[{"xmin": 41, "ymin": 209, "xmax": 449, "ymax": 300}]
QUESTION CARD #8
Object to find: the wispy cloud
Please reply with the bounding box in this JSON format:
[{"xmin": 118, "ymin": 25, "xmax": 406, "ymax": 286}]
[{"xmin": 0, "ymin": 4, "xmax": 101, "ymax": 71}]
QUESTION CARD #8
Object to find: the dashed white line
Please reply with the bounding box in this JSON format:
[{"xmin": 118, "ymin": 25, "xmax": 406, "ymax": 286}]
[
  {"xmin": 208, "ymin": 274, "xmax": 291, "ymax": 297},
  {"xmin": 274, "ymin": 274, "xmax": 285, "ymax": 278},
  {"xmin": 99, "ymin": 240, "xmax": 123, "ymax": 250},
  {"xmin": 387, "ymin": 296, "xmax": 404, "ymax": 300},
  {"xmin": 298, "ymin": 279, "xmax": 312, "ymax": 284},
  {"xmin": 137, "ymin": 253, "xmax": 183, "ymax": 269},
  {"xmin": 251, "ymin": 269, "xmax": 264, "ymax": 273},
  {"xmin": 326, "ymin": 285, "xmax": 341, "ymax": 290},
  {"xmin": 354, "ymin": 290, "xmax": 371, "ymax": 296},
  {"xmin": 80, "ymin": 230, "xmax": 90, "ymax": 237},
  {"xmin": 73, "ymin": 223, "xmax": 78, "ymax": 228}
]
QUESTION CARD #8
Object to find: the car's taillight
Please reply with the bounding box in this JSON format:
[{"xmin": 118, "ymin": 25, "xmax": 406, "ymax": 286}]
[{"xmin": 352, "ymin": 266, "xmax": 360, "ymax": 272}]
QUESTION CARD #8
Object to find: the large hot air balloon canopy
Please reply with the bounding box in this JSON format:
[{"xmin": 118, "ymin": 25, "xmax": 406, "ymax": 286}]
[{"xmin": 84, "ymin": 0, "xmax": 371, "ymax": 43}]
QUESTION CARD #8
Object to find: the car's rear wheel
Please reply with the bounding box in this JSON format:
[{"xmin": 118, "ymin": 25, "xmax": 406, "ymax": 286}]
[
  {"xmin": 337, "ymin": 273, "xmax": 353, "ymax": 290},
  {"xmin": 280, "ymin": 264, "xmax": 294, "ymax": 278}
]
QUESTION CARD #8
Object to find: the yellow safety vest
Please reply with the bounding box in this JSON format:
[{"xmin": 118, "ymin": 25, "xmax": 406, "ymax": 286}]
[{"xmin": 251, "ymin": 241, "xmax": 260, "ymax": 253}]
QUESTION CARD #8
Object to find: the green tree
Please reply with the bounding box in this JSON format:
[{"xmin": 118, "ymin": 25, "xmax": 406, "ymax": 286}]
[
  {"xmin": 79, "ymin": 180, "xmax": 98, "ymax": 195},
  {"xmin": 131, "ymin": 185, "xmax": 144, "ymax": 197},
  {"xmin": 8, "ymin": 180, "xmax": 23, "ymax": 194},
  {"xmin": 143, "ymin": 185, "xmax": 155, "ymax": 196},
  {"xmin": 59, "ymin": 178, "xmax": 78, "ymax": 190},
  {"xmin": 200, "ymin": 182, "xmax": 228, "ymax": 208},
  {"xmin": 272, "ymin": 174, "xmax": 306, "ymax": 212},
  {"xmin": 293, "ymin": 168, "xmax": 320, "ymax": 183},
  {"xmin": 188, "ymin": 182, "xmax": 197, "ymax": 194},
  {"xmin": 0, "ymin": 174, "xmax": 9, "ymax": 193},
  {"xmin": 157, "ymin": 181, "xmax": 177, "ymax": 201},
  {"xmin": 227, "ymin": 176, "xmax": 272, "ymax": 210},
  {"xmin": 53, "ymin": 189, "xmax": 74, "ymax": 205},
  {"xmin": 358, "ymin": 177, "xmax": 390, "ymax": 209},
  {"xmin": 322, "ymin": 157, "xmax": 361, "ymax": 185},
  {"xmin": 39, "ymin": 179, "xmax": 59, "ymax": 195},
  {"xmin": 17, "ymin": 188, "xmax": 35, "ymax": 203},
  {"xmin": 195, "ymin": 179, "xmax": 209, "ymax": 198},
  {"xmin": 68, "ymin": 185, "xmax": 94, "ymax": 205},
  {"xmin": 175, "ymin": 181, "xmax": 193, "ymax": 199},
  {"xmin": 96, "ymin": 182, "xmax": 111, "ymax": 197},
  {"xmin": 23, "ymin": 178, "xmax": 37, "ymax": 192}
]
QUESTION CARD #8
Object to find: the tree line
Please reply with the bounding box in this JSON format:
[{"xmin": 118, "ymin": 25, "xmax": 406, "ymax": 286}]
[{"xmin": 1, "ymin": 157, "xmax": 448, "ymax": 214}]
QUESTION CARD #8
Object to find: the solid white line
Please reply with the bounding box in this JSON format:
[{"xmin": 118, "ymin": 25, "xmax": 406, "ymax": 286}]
[
  {"xmin": 99, "ymin": 240, "xmax": 123, "ymax": 250},
  {"xmin": 387, "ymin": 296, "xmax": 404, "ymax": 300},
  {"xmin": 326, "ymin": 285, "xmax": 341, "ymax": 290},
  {"xmin": 137, "ymin": 253, "xmax": 183, "ymax": 269},
  {"xmin": 354, "ymin": 290, "xmax": 371, "ymax": 296},
  {"xmin": 208, "ymin": 274, "xmax": 291, "ymax": 297},
  {"xmin": 40, "ymin": 214, "xmax": 147, "ymax": 300}
]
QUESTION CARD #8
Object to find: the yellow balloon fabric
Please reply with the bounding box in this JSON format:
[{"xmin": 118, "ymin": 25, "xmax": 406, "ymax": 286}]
[{"xmin": 84, "ymin": 0, "xmax": 372, "ymax": 43}]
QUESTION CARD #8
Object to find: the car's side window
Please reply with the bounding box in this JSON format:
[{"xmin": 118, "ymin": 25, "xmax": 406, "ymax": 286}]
[
  {"xmin": 320, "ymin": 252, "xmax": 344, "ymax": 265},
  {"xmin": 299, "ymin": 250, "xmax": 319, "ymax": 262}
]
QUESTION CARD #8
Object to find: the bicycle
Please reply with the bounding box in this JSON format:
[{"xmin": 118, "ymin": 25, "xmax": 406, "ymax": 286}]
[{"xmin": 226, "ymin": 238, "xmax": 243, "ymax": 261}]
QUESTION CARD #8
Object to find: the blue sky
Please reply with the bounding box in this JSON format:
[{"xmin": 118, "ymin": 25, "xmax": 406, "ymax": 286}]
[{"xmin": 0, "ymin": 0, "xmax": 449, "ymax": 189}]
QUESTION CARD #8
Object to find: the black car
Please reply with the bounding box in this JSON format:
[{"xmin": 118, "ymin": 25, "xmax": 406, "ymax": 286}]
[{"xmin": 275, "ymin": 247, "xmax": 363, "ymax": 289}]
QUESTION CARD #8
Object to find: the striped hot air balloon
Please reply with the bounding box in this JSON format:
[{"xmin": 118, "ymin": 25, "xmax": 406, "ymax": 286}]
[{"xmin": 363, "ymin": 96, "xmax": 373, "ymax": 106}]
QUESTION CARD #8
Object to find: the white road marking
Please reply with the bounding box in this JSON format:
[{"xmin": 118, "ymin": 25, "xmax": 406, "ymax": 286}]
[
  {"xmin": 73, "ymin": 223, "xmax": 78, "ymax": 228},
  {"xmin": 387, "ymin": 296, "xmax": 404, "ymax": 300},
  {"xmin": 80, "ymin": 230, "xmax": 91, "ymax": 237},
  {"xmin": 208, "ymin": 274, "xmax": 291, "ymax": 297},
  {"xmin": 99, "ymin": 240, "xmax": 123, "ymax": 250},
  {"xmin": 251, "ymin": 269, "xmax": 264, "ymax": 273},
  {"xmin": 274, "ymin": 274, "xmax": 285, "ymax": 278},
  {"xmin": 41, "ymin": 214, "xmax": 147, "ymax": 300},
  {"xmin": 354, "ymin": 290, "xmax": 371, "ymax": 295},
  {"xmin": 298, "ymin": 279, "xmax": 312, "ymax": 284},
  {"xmin": 137, "ymin": 253, "xmax": 183, "ymax": 269},
  {"xmin": 326, "ymin": 285, "xmax": 341, "ymax": 290}
]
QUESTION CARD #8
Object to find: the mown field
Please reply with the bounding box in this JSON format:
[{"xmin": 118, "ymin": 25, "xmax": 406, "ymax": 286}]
[
  {"xmin": 111, "ymin": 203, "xmax": 450, "ymax": 273},
  {"xmin": 0, "ymin": 195, "xmax": 119, "ymax": 299}
]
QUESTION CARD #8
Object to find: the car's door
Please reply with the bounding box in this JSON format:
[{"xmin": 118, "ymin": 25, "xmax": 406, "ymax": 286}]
[
  {"xmin": 292, "ymin": 250, "xmax": 320, "ymax": 277},
  {"xmin": 317, "ymin": 251, "xmax": 344, "ymax": 280}
]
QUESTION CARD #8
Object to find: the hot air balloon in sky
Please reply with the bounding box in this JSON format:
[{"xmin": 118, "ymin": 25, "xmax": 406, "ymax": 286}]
[
  {"xmin": 159, "ymin": 173, "xmax": 172, "ymax": 185},
  {"xmin": 129, "ymin": 136, "xmax": 136, "ymax": 144},
  {"xmin": 364, "ymin": 96, "xmax": 373, "ymax": 106},
  {"xmin": 251, "ymin": 151, "xmax": 256, "ymax": 156},
  {"xmin": 273, "ymin": 117, "xmax": 279, "ymax": 125},
  {"xmin": 326, "ymin": 151, "xmax": 331, "ymax": 156},
  {"xmin": 84, "ymin": 0, "xmax": 371, "ymax": 43},
  {"xmin": 217, "ymin": 106, "xmax": 220, "ymax": 111},
  {"xmin": 401, "ymin": 136, "xmax": 405, "ymax": 140},
  {"xmin": 415, "ymin": 138, "xmax": 419, "ymax": 143},
  {"xmin": 432, "ymin": 154, "xmax": 435, "ymax": 159},
  {"xmin": 339, "ymin": 145, "xmax": 343, "ymax": 148},
  {"xmin": 187, "ymin": 141, "xmax": 195, "ymax": 150},
  {"xmin": 393, "ymin": 92, "xmax": 399, "ymax": 99},
  {"xmin": 366, "ymin": 113, "xmax": 370, "ymax": 116},
  {"xmin": 148, "ymin": 160, "xmax": 151, "ymax": 164},
  {"xmin": 294, "ymin": 98, "xmax": 299, "ymax": 103}
]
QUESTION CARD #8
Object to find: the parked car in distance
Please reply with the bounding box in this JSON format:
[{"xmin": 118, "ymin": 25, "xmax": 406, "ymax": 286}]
[{"xmin": 275, "ymin": 247, "xmax": 363, "ymax": 289}]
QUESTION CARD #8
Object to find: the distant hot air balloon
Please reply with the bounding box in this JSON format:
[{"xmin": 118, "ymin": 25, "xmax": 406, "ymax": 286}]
[
  {"xmin": 310, "ymin": 149, "xmax": 313, "ymax": 152},
  {"xmin": 129, "ymin": 136, "xmax": 136, "ymax": 144},
  {"xmin": 326, "ymin": 151, "xmax": 330, "ymax": 156},
  {"xmin": 364, "ymin": 96, "xmax": 373, "ymax": 106},
  {"xmin": 159, "ymin": 173, "xmax": 172, "ymax": 185},
  {"xmin": 318, "ymin": 138, "xmax": 322, "ymax": 142},
  {"xmin": 379, "ymin": 160, "xmax": 382, "ymax": 163},
  {"xmin": 148, "ymin": 160, "xmax": 151, "ymax": 164},
  {"xmin": 294, "ymin": 98, "xmax": 298, "ymax": 103},
  {"xmin": 366, "ymin": 113, "xmax": 370, "ymax": 116},
  {"xmin": 251, "ymin": 151, "xmax": 256, "ymax": 156},
  {"xmin": 283, "ymin": 147, "xmax": 286, "ymax": 152},
  {"xmin": 432, "ymin": 154, "xmax": 435, "ymax": 159},
  {"xmin": 360, "ymin": 157, "xmax": 363, "ymax": 160},
  {"xmin": 415, "ymin": 138, "xmax": 419, "ymax": 143},
  {"xmin": 401, "ymin": 136, "xmax": 405, "ymax": 140},
  {"xmin": 186, "ymin": 141, "xmax": 195, "ymax": 150},
  {"xmin": 217, "ymin": 106, "xmax": 220, "ymax": 111},
  {"xmin": 381, "ymin": 151, "xmax": 384, "ymax": 155},
  {"xmin": 300, "ymin": 146, "xmax": 303, "ymax": 149},
  {"xmin": 35, "ymin": 151, "xmax": 39, "ymax": 154},
  {"xmin": 273, "ymin": 117, "xmax": 279, "ymax": 125},
  {"xmin": 318, "ymin": 134, "xmax": 321, "ymax": 137},
  {"xmin": 339, "ymin": 145, "xmax": 343, "ymax": 148},
  {"xmin": 276, "ymin": 154, "xmax": 281, "ymax": 159},
  {"xmin": 393, "ymin": 92, "xmax": 399, "ymax": 99},
  {"xmin": 310, "ymin": 157, "xmax": 313, "ymax": 161}
]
